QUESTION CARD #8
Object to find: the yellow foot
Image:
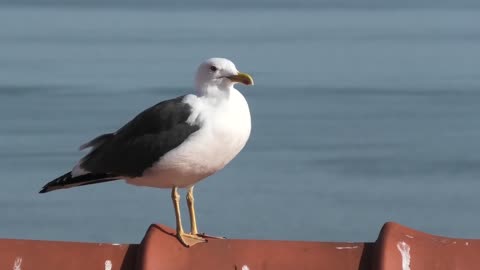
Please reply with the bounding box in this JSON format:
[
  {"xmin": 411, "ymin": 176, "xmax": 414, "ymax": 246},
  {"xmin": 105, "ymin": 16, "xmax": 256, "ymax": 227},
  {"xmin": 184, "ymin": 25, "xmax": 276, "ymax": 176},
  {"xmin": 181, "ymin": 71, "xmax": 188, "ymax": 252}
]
[
  {"xmin": 197, "ymin": 232, "xmax": 226, "ymax": 239},
  {"xmin": 177, "ymin": 232, "xmax": 207, "ymax": 247}
]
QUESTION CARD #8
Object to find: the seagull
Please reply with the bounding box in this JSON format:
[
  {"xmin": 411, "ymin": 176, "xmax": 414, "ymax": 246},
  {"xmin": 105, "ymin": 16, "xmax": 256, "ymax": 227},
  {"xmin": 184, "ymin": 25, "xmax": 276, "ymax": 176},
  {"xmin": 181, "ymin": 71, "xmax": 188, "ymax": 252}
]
[{"xmin": 39, "ymin": 57, "xmax": 254, "ymax": 247}]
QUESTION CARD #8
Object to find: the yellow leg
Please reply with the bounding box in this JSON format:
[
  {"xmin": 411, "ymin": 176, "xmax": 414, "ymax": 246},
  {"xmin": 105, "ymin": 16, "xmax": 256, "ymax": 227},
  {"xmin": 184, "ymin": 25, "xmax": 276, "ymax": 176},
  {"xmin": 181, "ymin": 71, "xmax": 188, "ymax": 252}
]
[
  {"xmin": 186, "ymin": 186, "xmax": 226, "ymax": 240},
  {"xmin": 186, "ymin": 186, "xmax": 199, "ymax": 235},
  {"xmin": 171, "ymin": 187, "xmax": 205, "ymax": 247}
]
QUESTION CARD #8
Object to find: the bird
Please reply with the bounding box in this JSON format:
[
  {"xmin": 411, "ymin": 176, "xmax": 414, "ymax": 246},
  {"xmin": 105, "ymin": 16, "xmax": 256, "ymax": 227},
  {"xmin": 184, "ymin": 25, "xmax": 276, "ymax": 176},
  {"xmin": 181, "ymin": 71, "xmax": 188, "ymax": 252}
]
[{"xmin": 39, "ymin": 57, "xmax": 254, "ymax": 247}]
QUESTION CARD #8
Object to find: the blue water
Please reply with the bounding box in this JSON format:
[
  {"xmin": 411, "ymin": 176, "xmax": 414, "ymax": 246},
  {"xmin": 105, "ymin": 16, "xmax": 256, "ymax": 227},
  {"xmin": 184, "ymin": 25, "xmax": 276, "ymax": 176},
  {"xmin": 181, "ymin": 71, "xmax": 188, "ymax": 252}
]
[{"xmin": 1, "ymin": 6, "xmax": 480, "ymax": 243}]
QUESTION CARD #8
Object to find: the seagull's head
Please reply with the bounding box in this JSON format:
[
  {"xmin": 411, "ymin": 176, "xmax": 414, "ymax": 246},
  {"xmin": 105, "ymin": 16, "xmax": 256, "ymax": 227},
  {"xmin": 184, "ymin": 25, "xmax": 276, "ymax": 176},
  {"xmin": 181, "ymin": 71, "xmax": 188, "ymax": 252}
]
[{"xmin": 195, "ymin": 58, "xmax": 254, "ymax": 95}]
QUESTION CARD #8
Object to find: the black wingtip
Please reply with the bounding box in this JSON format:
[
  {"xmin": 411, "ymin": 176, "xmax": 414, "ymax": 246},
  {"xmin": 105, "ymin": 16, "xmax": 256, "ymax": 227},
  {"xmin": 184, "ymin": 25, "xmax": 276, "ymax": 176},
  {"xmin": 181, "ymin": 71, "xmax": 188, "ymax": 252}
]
[
  {"xmin": 39, "ymin": 171, "xmax": 72, "ymax": 194},
  {"xmin": 39, "ymin": 184, "xmax": 53, "ymax": 193},
  {"xmin": 39, "ymin": 172, "xmax": 119, "ymax": 194}
]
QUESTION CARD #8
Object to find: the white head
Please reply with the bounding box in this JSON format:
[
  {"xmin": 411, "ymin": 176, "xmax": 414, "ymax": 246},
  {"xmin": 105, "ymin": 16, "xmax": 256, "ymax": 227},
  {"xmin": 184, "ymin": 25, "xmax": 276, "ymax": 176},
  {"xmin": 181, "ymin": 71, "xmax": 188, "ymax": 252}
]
[{"xmin": 195, "ymin": 58, "xmax": 254, "ymax": 96}]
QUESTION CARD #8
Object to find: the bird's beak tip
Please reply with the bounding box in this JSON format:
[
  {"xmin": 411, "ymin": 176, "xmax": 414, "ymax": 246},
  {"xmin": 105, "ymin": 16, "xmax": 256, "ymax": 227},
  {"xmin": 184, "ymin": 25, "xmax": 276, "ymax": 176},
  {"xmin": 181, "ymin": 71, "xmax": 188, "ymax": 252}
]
[{"xmin": 227, "ymin": 72, "xmax": 254, "ymax": 86}]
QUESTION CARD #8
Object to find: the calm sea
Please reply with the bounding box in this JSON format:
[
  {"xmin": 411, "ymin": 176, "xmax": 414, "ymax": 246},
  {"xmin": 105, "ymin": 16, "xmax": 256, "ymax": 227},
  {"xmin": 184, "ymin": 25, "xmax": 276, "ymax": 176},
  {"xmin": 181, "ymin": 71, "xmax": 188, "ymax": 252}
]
[{"xmin": 1, "ymin": 6, "xmax": 480, "ymax": 243}]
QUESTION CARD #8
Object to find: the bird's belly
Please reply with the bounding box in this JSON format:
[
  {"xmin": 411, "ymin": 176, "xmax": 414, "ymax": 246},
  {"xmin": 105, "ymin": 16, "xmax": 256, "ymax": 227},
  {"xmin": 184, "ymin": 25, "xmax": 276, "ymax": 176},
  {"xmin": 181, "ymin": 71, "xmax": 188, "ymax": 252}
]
[{"xmin": 125, "ymin": 168, "xmax": 209, "ymax": 188}]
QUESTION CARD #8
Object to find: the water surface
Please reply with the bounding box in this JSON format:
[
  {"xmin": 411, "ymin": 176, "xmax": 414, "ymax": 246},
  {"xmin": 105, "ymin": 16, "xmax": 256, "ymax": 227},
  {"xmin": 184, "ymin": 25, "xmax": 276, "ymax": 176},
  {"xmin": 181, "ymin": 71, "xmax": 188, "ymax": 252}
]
[{"xmin": 1, "ymin": 7, "xmax": 480, "ymax": 243}]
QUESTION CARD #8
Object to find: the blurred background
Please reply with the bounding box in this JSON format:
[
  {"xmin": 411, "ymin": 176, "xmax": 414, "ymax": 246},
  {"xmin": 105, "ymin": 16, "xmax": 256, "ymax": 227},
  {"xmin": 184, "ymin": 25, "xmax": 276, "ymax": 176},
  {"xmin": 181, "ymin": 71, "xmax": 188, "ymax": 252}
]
[{"xmin": 1, "ymin": 0, "xmax": 480, "ymax": 243}]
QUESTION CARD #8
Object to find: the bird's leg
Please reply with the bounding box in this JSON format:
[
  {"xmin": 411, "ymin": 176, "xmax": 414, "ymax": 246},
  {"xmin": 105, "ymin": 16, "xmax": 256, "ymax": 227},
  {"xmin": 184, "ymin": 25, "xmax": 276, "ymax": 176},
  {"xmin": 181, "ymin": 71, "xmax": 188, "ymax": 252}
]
[
  {"xmin": 186, "ymin": 186, "xmax": 226, "ymax": 240},
  {"xmin": 171, "ymin": 186, "xmax": 205, "ymax": 247},
  {"xmin": 186, "ymin": 186, "xmax": 199, "ymax": 235},
  {"xmin": 171, "ymin": 186, "xmax": 185, "ymax": 235}
]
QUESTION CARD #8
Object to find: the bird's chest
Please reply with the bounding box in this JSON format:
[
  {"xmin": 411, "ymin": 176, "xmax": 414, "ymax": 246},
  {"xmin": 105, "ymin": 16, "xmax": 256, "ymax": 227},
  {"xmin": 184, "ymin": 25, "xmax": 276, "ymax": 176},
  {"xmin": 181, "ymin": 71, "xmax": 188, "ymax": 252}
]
[{"xmin": 198, "ymin": 109, "xmax": 251, "ymax": 168}]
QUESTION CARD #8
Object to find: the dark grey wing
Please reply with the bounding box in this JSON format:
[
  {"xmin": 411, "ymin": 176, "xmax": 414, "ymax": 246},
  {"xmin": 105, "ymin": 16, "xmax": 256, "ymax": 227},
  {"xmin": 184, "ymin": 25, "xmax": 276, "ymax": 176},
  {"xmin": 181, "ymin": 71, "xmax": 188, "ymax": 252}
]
[
  {"xmin": 79, "ymin": 133, "xmax": 114, "ymax": 150},
  {"xmin": 80, "ymin": 95, "xmax": 200, "ymax": 177}
]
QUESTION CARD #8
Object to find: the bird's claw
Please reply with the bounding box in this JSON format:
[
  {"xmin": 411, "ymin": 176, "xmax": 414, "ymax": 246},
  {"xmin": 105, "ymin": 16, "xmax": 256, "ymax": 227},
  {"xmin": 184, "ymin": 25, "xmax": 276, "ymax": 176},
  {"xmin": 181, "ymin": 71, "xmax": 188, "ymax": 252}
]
[
  {"xmin": 177, "ymin": 232, "xmax": 207, "ymax": 247},
  {"xmin": 197, "ymin": 232, "xmax": 227, "ymax": 239}
]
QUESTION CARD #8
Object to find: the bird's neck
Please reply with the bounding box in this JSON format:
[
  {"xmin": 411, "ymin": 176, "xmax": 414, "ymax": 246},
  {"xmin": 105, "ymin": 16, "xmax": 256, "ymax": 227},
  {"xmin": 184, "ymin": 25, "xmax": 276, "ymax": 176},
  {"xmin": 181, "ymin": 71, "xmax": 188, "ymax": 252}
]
[{"xmin": 195, "ymin": 84, "xmax": 231, "ymax": 101}]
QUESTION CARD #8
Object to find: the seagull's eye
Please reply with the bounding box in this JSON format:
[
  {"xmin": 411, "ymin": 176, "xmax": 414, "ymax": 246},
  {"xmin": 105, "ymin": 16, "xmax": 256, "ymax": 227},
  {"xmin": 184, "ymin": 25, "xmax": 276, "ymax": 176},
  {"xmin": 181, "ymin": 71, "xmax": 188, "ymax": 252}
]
[{"xmin": 210, "ymin": 66, "xmax": 218, "ymax": 72}]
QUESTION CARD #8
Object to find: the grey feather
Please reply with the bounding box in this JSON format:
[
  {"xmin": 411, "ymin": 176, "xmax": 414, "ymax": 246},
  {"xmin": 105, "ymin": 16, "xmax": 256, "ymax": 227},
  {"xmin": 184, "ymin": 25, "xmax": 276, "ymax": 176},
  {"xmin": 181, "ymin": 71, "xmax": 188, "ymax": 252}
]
[{"xmin": 79, "ymin": 133, "xmax": 115, "ymax": 150}]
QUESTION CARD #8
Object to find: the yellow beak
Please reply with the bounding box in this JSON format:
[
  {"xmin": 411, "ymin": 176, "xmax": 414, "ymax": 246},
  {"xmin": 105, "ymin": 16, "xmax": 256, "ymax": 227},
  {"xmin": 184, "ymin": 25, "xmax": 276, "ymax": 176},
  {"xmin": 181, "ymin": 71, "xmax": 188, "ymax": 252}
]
[{"xmin": 227, "ymin": 72, "xmax": 254, "ymax": 86}]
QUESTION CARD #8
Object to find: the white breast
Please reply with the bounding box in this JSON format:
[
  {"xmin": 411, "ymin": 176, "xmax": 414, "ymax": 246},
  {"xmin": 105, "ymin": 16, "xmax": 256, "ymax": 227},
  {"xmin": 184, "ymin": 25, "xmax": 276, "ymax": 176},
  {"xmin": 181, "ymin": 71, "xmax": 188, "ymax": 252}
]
[{"xmin": 126, "ymin": 89, "xmax": 251, "ymax": 188}]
